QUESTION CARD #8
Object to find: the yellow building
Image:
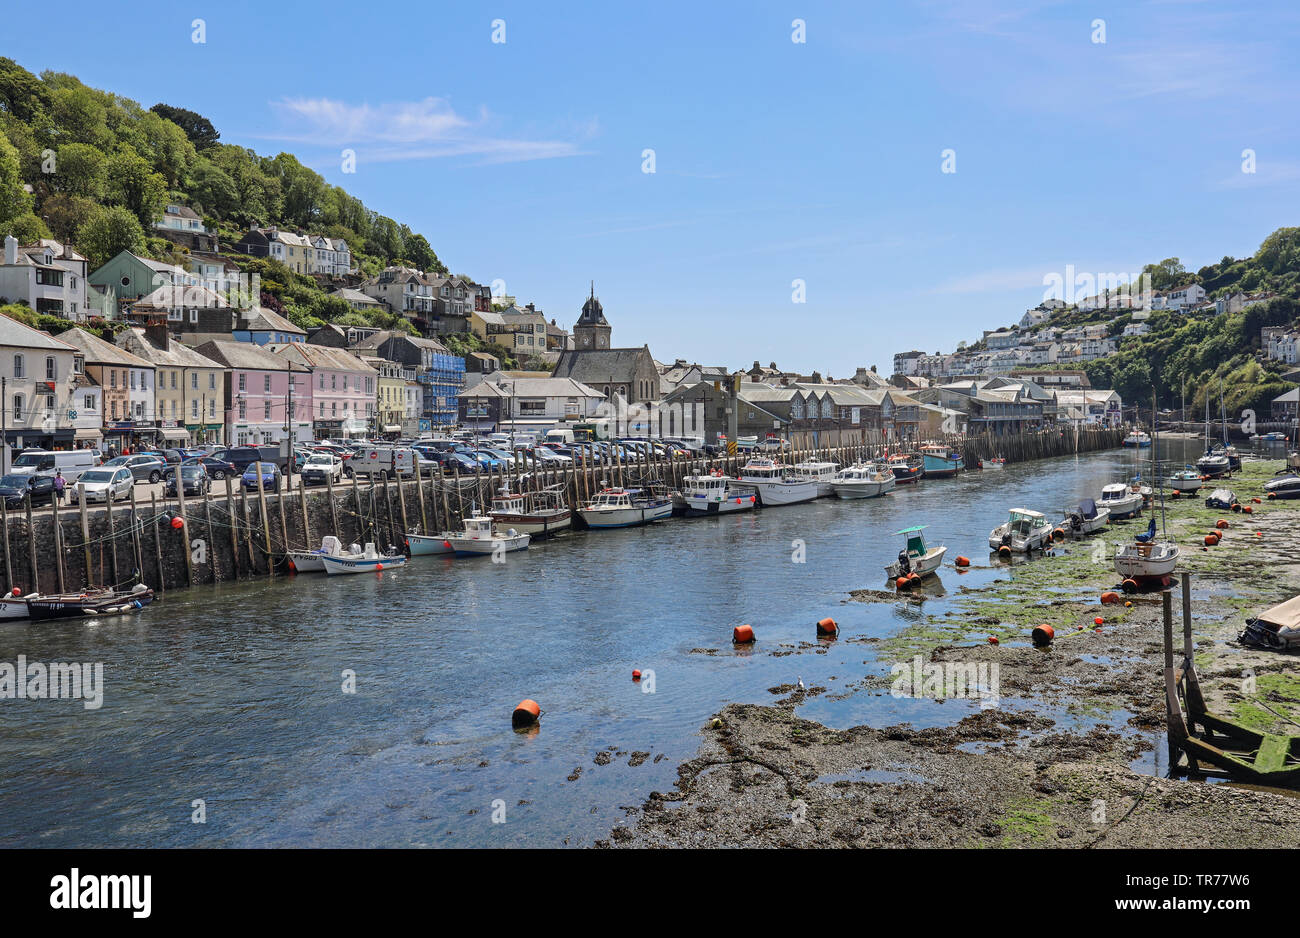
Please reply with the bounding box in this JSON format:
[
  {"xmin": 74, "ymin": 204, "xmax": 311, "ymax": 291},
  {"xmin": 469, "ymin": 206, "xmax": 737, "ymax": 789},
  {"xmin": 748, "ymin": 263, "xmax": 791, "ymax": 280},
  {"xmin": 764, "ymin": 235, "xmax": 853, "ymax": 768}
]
[
  {"xmin": 117, "ymin": 325, "xmax": 229, "ymax": 445},
  {"xmin": 364, "ymin": 355, "xmax": 407, "ymax": 437}
]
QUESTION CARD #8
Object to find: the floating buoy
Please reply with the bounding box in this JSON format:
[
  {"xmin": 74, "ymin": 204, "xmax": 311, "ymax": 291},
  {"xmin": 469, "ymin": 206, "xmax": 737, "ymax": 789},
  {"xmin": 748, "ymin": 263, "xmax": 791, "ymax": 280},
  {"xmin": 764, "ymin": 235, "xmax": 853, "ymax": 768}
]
[
  {"xmin": 987, "ymin": 636, "xmax": 999, "ymax": 645},
  {"xmin": 1094, "ymin": 617, "xmax": 1104, "ymax": 626},
  {"xmin": 1204, "ymin": 533, "xmax": 1219, "ymax": 546},
  {"xmin": 632, "ymin": 669, "xmax": 642, "ymax": 681},
  {"xmin": 1100, "ymin": 591, "xmax": 1121, "ymax": 605},
  {"xmin": 288, "ymin": 559, "xmax": 296, "ymax": 572},
  {"xmin": 816, "ymin": 617, "xmax": 838, "ymax": 636},
  {"xmin": 10, "ymin": 587, "xmax": 18, "ymax": 597},
  {"xmin": 1216, "ymin": 519, "xmax": 1228, "ymax": 529},
  {"xmin": 1121, "ymin": 578, "xmax": 1138, "ymax": 594},
  {"xmin": 1031, "ymin": 624, "xmax": 1054, "ymax": 646},
  {"xmin": 1052, "ymin": 528, "xmax": 1065, "ymax": 541},
  {"xmin": 442, "ymin": 540, "xmax": 452, "ymax": 549},
  {"xmin": 375, "ymin": 563, "xmax": 384, "ymax": 571},
  {"xmin": 733, "ymin": 624, "xmax": 755, "ymax": 644},
  {"xmin": 955, "ymin": 556, "xmax": 970, "ymax": 567},
  {"xmin": 512, "ymin": 699, "xmax": 541, "ymax": 728}
]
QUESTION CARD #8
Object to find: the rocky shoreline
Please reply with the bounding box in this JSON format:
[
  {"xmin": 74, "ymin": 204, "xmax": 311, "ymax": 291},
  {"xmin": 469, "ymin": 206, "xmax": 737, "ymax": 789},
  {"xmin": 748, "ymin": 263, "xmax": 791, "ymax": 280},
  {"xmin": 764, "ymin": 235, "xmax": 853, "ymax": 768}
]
[{"xmin": 602, "ymin": 459, "xmax": 1300, "ymax": 848}]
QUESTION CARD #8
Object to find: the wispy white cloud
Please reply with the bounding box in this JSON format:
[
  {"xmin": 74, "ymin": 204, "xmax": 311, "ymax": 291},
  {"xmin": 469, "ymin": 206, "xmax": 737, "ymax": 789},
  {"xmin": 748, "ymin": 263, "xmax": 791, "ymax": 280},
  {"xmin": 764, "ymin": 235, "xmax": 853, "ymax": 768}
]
[{"xmin": 264, "ymin": 96, "xmax": 592, "ymax": 165}]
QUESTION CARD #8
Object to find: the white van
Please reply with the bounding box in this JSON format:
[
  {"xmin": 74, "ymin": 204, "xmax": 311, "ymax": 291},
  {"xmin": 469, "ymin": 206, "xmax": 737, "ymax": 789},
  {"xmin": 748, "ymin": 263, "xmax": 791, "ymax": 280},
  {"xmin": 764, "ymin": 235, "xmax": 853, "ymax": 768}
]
[
  {"xmin": 347, "ymin": 445, "xmax": 416, "ymax": 480},
  {"xmin": 8, "ymin": 449, "xmax": 101, "ymax": 481},
  {"xmin": 544, "ymin": 427, "xmax": 575, "ymax": 446}
]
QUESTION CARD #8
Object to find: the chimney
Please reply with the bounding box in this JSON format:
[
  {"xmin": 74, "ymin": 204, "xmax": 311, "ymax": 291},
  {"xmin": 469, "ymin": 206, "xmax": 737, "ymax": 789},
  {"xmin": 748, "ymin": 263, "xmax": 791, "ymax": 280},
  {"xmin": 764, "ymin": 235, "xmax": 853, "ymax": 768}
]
[
  {"xmin": 4, "ymin": 235, "xmax": 16, "ymax": 266},
  {"xmin": 752, "ymin": 360, "xmax": 760, "ymax": 369},
  {"xmin": 145, "ymin": 322, "xmax": 170, "ymax": 351}
]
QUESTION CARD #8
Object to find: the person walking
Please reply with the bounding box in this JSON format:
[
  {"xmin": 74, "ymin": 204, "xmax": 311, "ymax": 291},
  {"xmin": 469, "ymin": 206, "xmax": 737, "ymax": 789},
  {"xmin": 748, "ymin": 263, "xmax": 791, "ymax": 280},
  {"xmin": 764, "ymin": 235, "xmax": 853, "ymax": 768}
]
[{"xmin": 53, "ymin": 470, "xmax": 65, "ymax": 503}]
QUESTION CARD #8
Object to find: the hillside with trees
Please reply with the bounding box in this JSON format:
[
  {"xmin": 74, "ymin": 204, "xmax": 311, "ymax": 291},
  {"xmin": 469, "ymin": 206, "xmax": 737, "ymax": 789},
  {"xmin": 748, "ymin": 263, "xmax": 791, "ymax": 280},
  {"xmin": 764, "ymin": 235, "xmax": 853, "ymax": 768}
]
[{"xmin": 0, "ymin": 57, "xmax": 453, "ymax": 336}]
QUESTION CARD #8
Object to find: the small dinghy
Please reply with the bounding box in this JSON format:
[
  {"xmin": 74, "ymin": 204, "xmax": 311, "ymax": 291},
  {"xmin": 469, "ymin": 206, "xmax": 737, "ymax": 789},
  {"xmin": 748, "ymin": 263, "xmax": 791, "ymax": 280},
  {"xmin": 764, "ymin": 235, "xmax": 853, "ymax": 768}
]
[
  {"xmin": 1204, "ymin": 487, "xmax": 1238, "ymax": 511},
  {"xmin": 320, "ymin": 542, "xmax": 407, "ymax": 575},
  {"xmin": 406, "ymin": 532, "xmax": 456, "ymax": 556},
  {"xmin": 831, "ymin": 463, "xmax": 895, "ymax": 499},
  {"xmin": 1065, "ymin": 498, "xmax": 1109, "ymax": 535},
  {"xmin": 1169, "ymin": 468, "xmax": 1203, "ymax": 495},
  {"xmin": 26, "ymin": 583, "xmax": 155, "ymax": 621},
  {"xmin": 1240, "ymin": 595, "xmax": 1300, "ymax": 651},
  {"xmin": 885, "ymin": 525, "xmax": 947, "ymax": 580},
  {"xmin": 1115, "ymin": 519, "xmax": 1180, "ymax": 582},
  {"xmin": 981, "ymin": 456, "xmax": 1007, "ymax": 470}
]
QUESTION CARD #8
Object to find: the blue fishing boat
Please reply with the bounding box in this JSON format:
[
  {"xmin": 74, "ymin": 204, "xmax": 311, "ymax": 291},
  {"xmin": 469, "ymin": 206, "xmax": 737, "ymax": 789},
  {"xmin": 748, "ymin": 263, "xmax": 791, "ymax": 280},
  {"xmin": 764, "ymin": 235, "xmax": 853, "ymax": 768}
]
[{"xmin": 918, "ymin": 443, "xmax": 963, "ymax": 478}]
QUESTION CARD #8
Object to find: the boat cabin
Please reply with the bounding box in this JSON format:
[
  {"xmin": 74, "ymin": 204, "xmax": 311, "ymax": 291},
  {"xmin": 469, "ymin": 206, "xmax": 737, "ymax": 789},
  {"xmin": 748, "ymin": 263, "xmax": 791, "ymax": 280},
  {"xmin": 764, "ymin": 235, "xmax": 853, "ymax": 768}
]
[{"xmin": 1005, "ymin": 508, "xmax": 1047, "ymax": 536}]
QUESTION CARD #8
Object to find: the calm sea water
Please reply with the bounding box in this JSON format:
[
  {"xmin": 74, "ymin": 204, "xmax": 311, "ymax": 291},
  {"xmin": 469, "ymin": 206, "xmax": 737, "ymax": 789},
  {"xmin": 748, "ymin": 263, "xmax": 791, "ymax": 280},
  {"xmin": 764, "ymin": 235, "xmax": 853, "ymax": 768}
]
[{"xmin": 0, "ymin": 436, "xmax": 1276, "ymax": 847}]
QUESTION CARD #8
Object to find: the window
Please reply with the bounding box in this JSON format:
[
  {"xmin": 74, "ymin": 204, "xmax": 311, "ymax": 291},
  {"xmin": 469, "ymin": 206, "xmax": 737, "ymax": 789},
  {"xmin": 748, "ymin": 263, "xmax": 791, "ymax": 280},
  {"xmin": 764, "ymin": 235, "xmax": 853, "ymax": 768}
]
[
  {"xmin": 319, "ymin": 402, "xmax": 324, "ymax": 417},
  {"xmin": 238, "ymin": 400, "xmax": 246, "ymax": 419},
  {"xmin": 208, "ymin": 400, "xmax": 215, "ymax": 418},
  {"xmin": 192, "ymin": 399, "xmax": 199, "ymax": 418},
  {"xmin": 318, "ymin": 374, "xmax": 324, "ymax": 390},
  {"xmin": 84, "ymin": 394, "xmax": 94, "ymax": 411},
  {"xmin": 331, "ymin": 374, "xmax": 336, "ymax": 390},
  {"xmin": 110, "ymin": 370, "xmax": 117, "ymax": 389},
  {"xmin": 73, "ymin": 356, "xmax": 84, "ymax": 375},
  {"xmin": 263, "ymin": 374, "xmax": 271, "ymax": 392},
  {"xmin": 12, "ymin": 354, "xmax": 23, "ymax": 378},
  {"xmin": 12, "ymin": 394, "xmax": 23, "ymax": 420},
  {"xmin": 238, "ymin": 373, "xmax": 246, "ymax": 392},
  {"xmin": 191, "ymin": 372, "xmax": 198, "ymax": 390},
  {"xmin": 264, "ymin": 401, "xmax": 271, "ymax": 420},
  {"xmin": 208, "ymin": 373, "xmax": 215, "ymax": 390},
  {"xmin": 129, "ymin": 371, "xmax": 136, "ymax": 390},
  {"xmin": 134, "ymin": 402, "xmax": 143, "ymax": 418}
]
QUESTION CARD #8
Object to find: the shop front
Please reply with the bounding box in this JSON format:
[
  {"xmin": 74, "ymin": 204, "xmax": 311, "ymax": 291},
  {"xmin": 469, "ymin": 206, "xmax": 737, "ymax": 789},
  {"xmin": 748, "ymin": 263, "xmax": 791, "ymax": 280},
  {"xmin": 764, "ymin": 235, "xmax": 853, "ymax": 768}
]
[
  {"xmin": 102, "ymin": 420, "xmax": 160, "ymax": 455},
  {"xmin": 182, "ymin": 421, "xmax": 224, "ymax": 446}
]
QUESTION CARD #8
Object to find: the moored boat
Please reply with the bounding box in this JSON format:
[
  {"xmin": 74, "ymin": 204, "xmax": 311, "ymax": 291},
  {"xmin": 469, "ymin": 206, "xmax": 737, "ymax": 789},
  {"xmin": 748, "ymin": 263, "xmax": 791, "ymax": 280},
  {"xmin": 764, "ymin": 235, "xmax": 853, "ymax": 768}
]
[
  {"xmin": 886, "ymin": 453, "xmax": 924, "ymax": 483},
  {"xmin": 287, "ymin": 535, "xmax": 362, "ymax": 572},
  {"xmin": 0, "ymin": 591, "xmax": 34, "ymax": 621},
  {"xmin": 320, "ymin": 543, "xmax": 407, "ymax": 575},
  {"xmin": 678, "ymin": 472, "xmax": 757, "ymax": 515},
  {"xmin": 885, "ymin": 525, "xmax": 947, "ymax": 580},
  {"xmin": 1264, "ymin": 470, "xmax": 1300, "ymax": 500},
  {"xmin": 445, "ymin": 515, "xmax": 530, "ymax": 556},
  {"xmin": 789, "ymin": 460, "xmax": 839, "ymax": 497},
  {"xmin": 1169, "ymin": 468, "xmax": 1203, "ymax": 495},
  {"xmin": 487, "ymin": 487, "xmax": 571, "ymax": 537},
  {"xmin": 981, "ymin": 456, "xmax": 1007, "ymax": 470},
  {"xmin": 918, "ymin": 442, "xmax": 963, "ymax": 478},
  {"xmin": 736, "ymin": 457, "xmax": 819, "ymax": 506},
  {"xmin": 578, "ymin": 485, "xmax": 674, "ymax": 528},
  {"xmin": 1064, "ymin": 499, "xmax": 1109, "ymax": 535},
  {"xmin": 831, "ymin": 463, "xmax": 895, "ymax": 499},
  {"xmin": 25, "ymin": 583, "xmax": 155, "ymax": 621},
  {"xmin": 1204, "ymin": 487, "xmax": 1239, "ymax": 511},
  {"xmin": 988, "ymin": 508, "xmax": 1052, "ymax": 553},
  {"xmin": 1123, "ymin": 429, "xmax": 1152, "ymax": 447},
  {"xmin": 1099, "ymin": 483, "xmax": 1143, "ymax": 519}
]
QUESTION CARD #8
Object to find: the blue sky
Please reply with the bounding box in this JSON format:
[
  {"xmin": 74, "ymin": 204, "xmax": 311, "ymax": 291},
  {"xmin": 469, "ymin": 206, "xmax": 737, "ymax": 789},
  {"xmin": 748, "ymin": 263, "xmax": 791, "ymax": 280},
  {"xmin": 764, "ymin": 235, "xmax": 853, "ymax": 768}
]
[{"xmin": 9, "ymin": 0, "xmax": 1300, "ymax": 374}]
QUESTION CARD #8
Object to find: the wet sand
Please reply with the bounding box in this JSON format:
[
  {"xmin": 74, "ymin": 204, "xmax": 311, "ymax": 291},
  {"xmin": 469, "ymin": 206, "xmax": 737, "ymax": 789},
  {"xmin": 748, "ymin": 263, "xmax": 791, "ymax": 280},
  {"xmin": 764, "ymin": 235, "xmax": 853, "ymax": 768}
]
[{"xmin": 604, "ymin": 459, "xmax": 1300, "ymax": 848}]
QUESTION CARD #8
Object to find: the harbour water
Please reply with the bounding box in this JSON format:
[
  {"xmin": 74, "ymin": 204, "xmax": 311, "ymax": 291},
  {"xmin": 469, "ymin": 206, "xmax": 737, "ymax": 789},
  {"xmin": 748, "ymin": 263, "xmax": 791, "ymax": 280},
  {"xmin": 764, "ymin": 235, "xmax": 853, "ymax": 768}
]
[{"xmin": 0, "ymin": 436, "xmax": 1277, "ymax": 847}]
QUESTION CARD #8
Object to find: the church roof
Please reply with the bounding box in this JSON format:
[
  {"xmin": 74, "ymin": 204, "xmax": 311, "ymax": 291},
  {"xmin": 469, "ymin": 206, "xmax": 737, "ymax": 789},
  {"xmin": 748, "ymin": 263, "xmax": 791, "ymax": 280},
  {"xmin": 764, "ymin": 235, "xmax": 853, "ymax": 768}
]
[{"xmin": 578, "ymin": 283, "xmax": 608, "ymax": 326}]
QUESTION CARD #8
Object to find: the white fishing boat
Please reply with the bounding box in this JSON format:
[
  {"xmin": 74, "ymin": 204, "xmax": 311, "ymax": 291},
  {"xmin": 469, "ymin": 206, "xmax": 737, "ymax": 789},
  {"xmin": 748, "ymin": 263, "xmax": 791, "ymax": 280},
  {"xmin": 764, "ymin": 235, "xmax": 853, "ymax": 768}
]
[
  {"xmin": 789, "ymin": 460, "xmax": 839, "ymax": 497},
  {"xmin": 487, "ymin": 487, "xmax": 571, "ymax": 537},
  {"xmin": 406, "ymin": 531, "xmax": 456, "ymax": 556},
  {"xmin": 320, "ymin": 542, "xmax": 407, "ymax": 575},
  {"xmin": 1115, "ymin": 520, "xmax": 1180, "ymax": 581},
  {"xmin": 1064, "ymin": 499, "xmax": 1109, "ymax": 536},
  {"xmin": 736, "ymin": 457, "xmax": 819, "ymax": 506},
  {"xmin": 1099, "ymin": 483, "xmax": 1143, "ymax": 520},
  {"xmin": 1169, "ymin": 468, "xmax": 1203, "ymax": 494},
  {"xmin": 831, "ymin": 463, "xmax": 895, "ymax": 499},
  {"xmin": 288, "ymin": 535, "xmax": 364, "ymax": 572},
  {"xmin": 988, "ymin": 508, "xmax": 1053, "ymax": 552},
  {"xmin": 1123, "ymin": 429, "xmax": 1152, "ymax": 447},
  {"xmin": 678, "ymin": 472, "xmax": 757, "ymax": 515},
  {"xmin": 445, "ymin": 515, "xmax": 530, "ymax": 556},
  {"xmin": 1196, "ymin": 449, "xmax": 1231, "ymax": 478},
  {"xmin": 884, "ymin": 525, "xmax": 947, "ymax": 580},
  {"xmin": 0, "ymin": 591, "xmax": 34, "ymax": 621},
  {"xmin": 1265, "ymin": 470, "xmax": 1300, "ymax": 500},
  {"xmin": 578, "ymin": 486, "xmax": 674, "ymax": 529}
]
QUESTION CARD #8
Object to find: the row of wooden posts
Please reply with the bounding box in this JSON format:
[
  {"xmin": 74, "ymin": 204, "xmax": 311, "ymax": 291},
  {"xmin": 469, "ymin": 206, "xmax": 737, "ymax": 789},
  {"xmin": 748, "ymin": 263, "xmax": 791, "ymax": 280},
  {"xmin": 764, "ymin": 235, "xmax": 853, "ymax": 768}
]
[{"xmin": 0, "ymin": 426, "xmax": 1125, "ymax": 594}]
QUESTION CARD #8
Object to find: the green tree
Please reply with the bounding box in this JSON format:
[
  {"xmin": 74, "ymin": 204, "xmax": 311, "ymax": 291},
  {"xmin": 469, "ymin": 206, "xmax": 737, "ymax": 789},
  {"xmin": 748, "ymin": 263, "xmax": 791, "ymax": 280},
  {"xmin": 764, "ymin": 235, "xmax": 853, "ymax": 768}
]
[
  {"xmin": 0, "ymin": 127, "xmax": 31, "ymax": 224},
  {"xmin": 149, "ymin": 103, "xmax": 220, "ymax": 150},
  {"xmin": 77, "ymin": 204, "xmax": 146, "ymax": 267},
  {"xmin": 104, "ymin": 144, "xmax": 167, "ymax": 226},
  {"xmin": 54, "ymin": 142, "xmax": 106, "ymax": 198}
]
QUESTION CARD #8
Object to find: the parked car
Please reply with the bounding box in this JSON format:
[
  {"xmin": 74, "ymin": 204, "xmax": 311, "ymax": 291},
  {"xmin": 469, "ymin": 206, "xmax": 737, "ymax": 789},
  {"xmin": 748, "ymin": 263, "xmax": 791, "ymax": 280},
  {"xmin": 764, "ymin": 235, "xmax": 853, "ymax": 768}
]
[
  {"xmin": 182, "ymin": 455, "xmax": 237, "ymax": 480},
  {"xmin": 0, "ymin": 473, "xmax": 56, "ymax": 508},
  {"xmin": 102, "ymin": 454, "xmax": 167, "ymax": 483},
  {"xmin": 72, "ymin": 467, "xmax": 134, "ymax": 504},
  {"xmin": 300, "ymin": 454, "xmax": 344, "ymax": 485},
  {"xmin": 164, "ymin": 464, "xmax": 211, "ymax": 498},
  {"xmin": 223, "ymin": 446, "xmax": 286, "ymax": 473},
  {"xmin": 241, "ymin": 461, "xmax": 282, "ymax": 491},
  {"xmin": 439, "ymin": 452, "xmax": 483, "ymax": 473},
  {"xmin": 466, "ymin": 449, "xmax": 505, "ymax": 471}
]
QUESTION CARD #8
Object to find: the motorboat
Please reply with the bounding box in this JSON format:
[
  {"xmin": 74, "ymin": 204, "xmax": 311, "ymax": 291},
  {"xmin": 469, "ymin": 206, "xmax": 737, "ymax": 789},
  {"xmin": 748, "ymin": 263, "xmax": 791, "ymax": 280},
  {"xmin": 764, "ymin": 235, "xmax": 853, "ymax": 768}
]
[
  {"xmin": 487, "ymin": 487, "xmax": 571, "ymax": 537},
  {"xmin": 320, "ymin": 542, "xmax": 407, "ymax": 575},
  {"xmin": 1099, "ymin": 483, "xmax": 1143, "ymax": 519},
  {"xmin": 25, "ymin": 583, "xmax": 154, "ymax": 621},
  {"xmin": 444, "ymin": 515, "xmax": 530, "ymax": 557},
  {"xmin": 1204, "ymin": 488, "xmax": 1239, "ymax": 511},
  {"xmin": 988, "ymin": 508, "xmax": 1053, "ymax": 553},
  {"xmin": 678, "ymin": 472, "xmax": 757, "ymax": 515},
  {"xmin": 578, "ymin": 485, "xmax": 674, "ymax": 528},
  {"xmin": 789, "ymin": 460, "xmax": 839, "ymax": 497},
  {"xmin": 288, "ymin": 535, "xmax": 364, "ymax": 572},
  {"xmin": 1123, "ymin": 429, "xmax": 1152, "ymax": 447},
  {"xmin": 1064, "ymin": 499, "xmax": 1110, "ymax": 535},
  {"xmin": 1239, "ymin": 594, "xmax": 1300, "ymax": 651},
  {"xmin": 1250, "ymin": 431, "xmax": 1287, "ymax": 442},
  {"xmin": 1195, "ymin": 450, "xmax": 1231, "ymax": 478},
  {"xmin": 1264, "ymin": 470, "xmax": 1300, "ymax": 500},
  {"xmin": 736, "ymin": 458, "xmax": 819, "ymax": 506},
  {"xmin": 0, "ymin": 591, "xmax": 33, "ymax": 621},
  {"xmin": 918, "ymin": 443, "xmax": 963, "ymax": 478},
  {"xmin": 831, "ymin": 463, "xmax": 895, "ymax": 499},
  {"xmin": 1115, "ymin": 537, "xmax": 1180, "ymax": 582},
  {"xmin": 1128, "ymin": 474, "xmax": 1153, "ymax": 507},
  {"xmin": 1169, "ymin": 468, "xmax": 1203, "ymax": 495},
  {"xmin": 981, "ymin": 456, "xmax": 1007, "ymax": 470},
  {"xmin": 885, "ymin": 525, "xmax": 947, "ymax": 580},
  {"xmin": 886, "ymin": 453, "xmax": 924, "ymax": 483}
]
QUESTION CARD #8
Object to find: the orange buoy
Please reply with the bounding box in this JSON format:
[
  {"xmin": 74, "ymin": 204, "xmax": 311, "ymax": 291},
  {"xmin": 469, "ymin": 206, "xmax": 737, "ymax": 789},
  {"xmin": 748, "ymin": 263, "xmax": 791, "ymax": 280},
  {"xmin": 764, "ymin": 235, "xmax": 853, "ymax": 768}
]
[
  {"xmin": 288, "ymin": 559, "xmax": 297, "ymax": 572},
  {"xmin": 1232, "ymin": 503, "xmax": 1242, "ymax": 512},
  {"xmin": 1121, "ymin": 578, "xmax": 1139, "ymax": 594},
  {"xmin": 1252, "ymin": 497, "xmax": 1261, "ymax": 504},
  {"xmin": 1170, "ymin": 491, "xmax": 1179, "ymax": 498},
  {"xmin": 442, "ymin": 540, "xmax": 452, "ymax": 549},
  {"xmin": 512, "ymin": 699, "xmax": 541, "ymax": 728},
  {"xmin": 1216, "ymin": 519, "xmax": 1228, "ymax": 529},
  {"xmin": 1243, "ymin": 505, "xmax": 1253, "ymax": 514},
  {"xmin": 998, "ymin": 545, "xmax": 1012, "ymax": 557},
  {"xmin": 170, "ymin": 516, "xmax": 184, "ymax": 530},
  {"xmin": 1052, "ymin": 528, "xmax": 1065, "ymax": 541},
  {"xmin": 987, "ymin": 636, "xmax": 999, "ymax": 645},
  {"xmin": 10, "ymin": 587, "xmax": 19, "ymax": 596},
  {"xmin": 955, "ymin": 556, "xmax": 970, "ymax": 567},
  {"xmin": 1031, "ymin": 624, "xmax": 1054, "ymax": 646},
  {"xmin": 1268, "ymin": 492, "xmax": 1277, "ymax": 500},
  {"xmin": 816, "ymin": 617, "xmax": 838, "ymax": 635},
  {"xmin": 1094, "ymin": 617, "xmax": 1104, "ymax": 626},
  {"xmin": 1100, "ymin": 591, "xmax": 1120, "ymax": 605},
  {"xmin": 1124, "ymin": 601, "xmax": 1133, "ymax": 608},
  {"xmin": 632, "ymin": 669, "xmax": 642, "ymax": 681},
  {"xmin": 895, "ymin": 577, "xmax": 908, "ymax": 589},
  {"xmin": 733, "ymin": 624, "xmax": 755, "ymax": 644},
  {"xmin": 1203, "ymin": 534, "xmax": 1218, "ymax": 546}
]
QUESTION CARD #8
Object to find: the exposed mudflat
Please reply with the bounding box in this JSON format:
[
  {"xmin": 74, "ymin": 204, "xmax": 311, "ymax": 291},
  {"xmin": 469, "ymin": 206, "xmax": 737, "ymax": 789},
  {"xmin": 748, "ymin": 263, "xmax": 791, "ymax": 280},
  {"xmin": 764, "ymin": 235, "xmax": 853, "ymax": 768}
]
[{"xmin": 604, "ymin": 458, "xmax": 1300, "ymax": 848}]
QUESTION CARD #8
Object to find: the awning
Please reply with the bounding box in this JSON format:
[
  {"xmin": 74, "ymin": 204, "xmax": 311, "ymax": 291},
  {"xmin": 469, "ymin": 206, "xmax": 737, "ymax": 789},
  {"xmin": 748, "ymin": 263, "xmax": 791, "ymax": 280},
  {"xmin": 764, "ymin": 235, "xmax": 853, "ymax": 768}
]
[
  {"xmin": 74, "ymin": 428, "xmax": 102, "ymax": 440},
  {"xmin": 383, "ymin": 425, "xmax": 402, "ymax": 432},
  {"xmin": 159, "ymin": 427, "xmax": 189, "ymax": 441}
]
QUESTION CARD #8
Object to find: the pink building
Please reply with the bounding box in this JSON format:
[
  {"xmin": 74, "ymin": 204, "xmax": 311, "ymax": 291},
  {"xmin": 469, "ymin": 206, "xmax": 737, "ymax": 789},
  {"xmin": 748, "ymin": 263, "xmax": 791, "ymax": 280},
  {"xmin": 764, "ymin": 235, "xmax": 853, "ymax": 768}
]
[
  {"xmin": 192, "ymin": 339, "xmax": 312, "ymax": 446},
  {"xmin": 270, "ymin": 343, "xmax": 377, "ymax": 439}
]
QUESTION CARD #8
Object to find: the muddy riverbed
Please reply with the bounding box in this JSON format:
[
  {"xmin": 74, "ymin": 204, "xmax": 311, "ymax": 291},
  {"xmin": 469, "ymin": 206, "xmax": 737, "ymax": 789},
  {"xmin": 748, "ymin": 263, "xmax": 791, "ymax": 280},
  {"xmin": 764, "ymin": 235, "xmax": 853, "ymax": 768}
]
[{"xmin": 607, "ymin": 458, "xmax": 1300, "ymax": 847}]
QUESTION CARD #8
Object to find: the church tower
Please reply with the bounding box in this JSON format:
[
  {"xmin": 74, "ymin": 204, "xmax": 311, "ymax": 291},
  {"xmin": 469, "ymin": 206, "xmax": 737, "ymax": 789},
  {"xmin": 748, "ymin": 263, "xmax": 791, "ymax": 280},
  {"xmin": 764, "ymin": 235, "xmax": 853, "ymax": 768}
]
[{"xmin": 573, "ymin": 282, "xmax": 612, "ymax": 350}]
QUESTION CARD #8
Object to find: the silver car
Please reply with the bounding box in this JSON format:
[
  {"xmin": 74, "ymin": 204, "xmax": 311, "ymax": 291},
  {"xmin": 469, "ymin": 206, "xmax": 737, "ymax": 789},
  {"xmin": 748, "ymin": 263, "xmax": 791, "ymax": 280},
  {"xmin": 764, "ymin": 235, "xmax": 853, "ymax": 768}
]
[
  {"xmin": 73, "ymin": 467, "xmax": 134, "ymax": 504},
  {"xmin": 102, "ymin": 454, "xmax": 167, "ymax": 484}
]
